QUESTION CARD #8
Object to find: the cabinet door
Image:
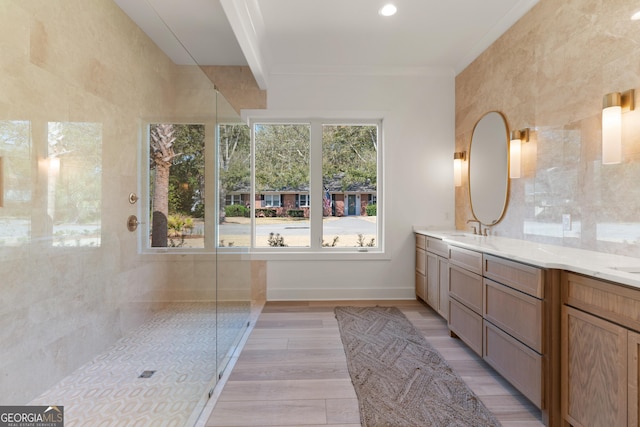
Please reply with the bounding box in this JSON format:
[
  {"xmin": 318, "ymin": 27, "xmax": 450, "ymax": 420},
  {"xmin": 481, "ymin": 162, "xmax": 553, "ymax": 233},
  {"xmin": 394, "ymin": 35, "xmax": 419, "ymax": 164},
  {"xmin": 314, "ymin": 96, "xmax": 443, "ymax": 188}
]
[
  {"xmin": 630, "ymin": 330, "xmax": 640, "ymax": 427},
  {"xmin": 437, "ymin": 256, "xmax": 449, "ymax": 320},
  {"xmin": 415, "ymin": 246, "xmax": 426, "ymax": 300},
  {"xmin": 426, "ymin": 252, "xmax": 439, "ymax": 310},
  {"xmin": 562, "ymin": 305, "xmax": 627, "ymax": 427}
]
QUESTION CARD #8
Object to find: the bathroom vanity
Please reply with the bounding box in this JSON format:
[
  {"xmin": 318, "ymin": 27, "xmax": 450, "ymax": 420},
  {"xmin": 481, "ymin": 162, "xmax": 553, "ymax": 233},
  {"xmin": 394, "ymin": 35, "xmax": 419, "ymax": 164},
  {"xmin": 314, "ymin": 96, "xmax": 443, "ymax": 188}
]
[{"xmin": 414, "ymin": 229, "xmax": 640, "ymax": 427}]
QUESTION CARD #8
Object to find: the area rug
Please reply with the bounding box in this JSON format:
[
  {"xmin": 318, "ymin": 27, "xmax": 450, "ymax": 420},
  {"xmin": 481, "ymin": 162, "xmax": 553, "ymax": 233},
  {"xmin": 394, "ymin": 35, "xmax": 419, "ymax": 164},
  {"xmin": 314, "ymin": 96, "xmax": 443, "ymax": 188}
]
[{"xmin": 334, "ymin": 306, "xmax": 501, "ymax": 427}]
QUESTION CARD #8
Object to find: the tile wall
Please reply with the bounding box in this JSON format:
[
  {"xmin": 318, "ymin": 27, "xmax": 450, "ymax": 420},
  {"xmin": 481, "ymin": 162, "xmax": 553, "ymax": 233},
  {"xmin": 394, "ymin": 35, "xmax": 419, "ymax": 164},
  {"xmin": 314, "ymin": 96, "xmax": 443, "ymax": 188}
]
[{"xmin": 455, "ymin": 0, "xmax": 640, "ymax": 257}]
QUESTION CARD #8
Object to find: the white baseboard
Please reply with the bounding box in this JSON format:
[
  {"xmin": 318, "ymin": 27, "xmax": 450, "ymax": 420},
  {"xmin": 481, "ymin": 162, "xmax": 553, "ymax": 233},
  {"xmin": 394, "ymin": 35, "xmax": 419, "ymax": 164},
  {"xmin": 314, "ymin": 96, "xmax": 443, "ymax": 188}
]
[{"xmin": 266, "ymin": 286, "xmax": 414, "ymax": 301}]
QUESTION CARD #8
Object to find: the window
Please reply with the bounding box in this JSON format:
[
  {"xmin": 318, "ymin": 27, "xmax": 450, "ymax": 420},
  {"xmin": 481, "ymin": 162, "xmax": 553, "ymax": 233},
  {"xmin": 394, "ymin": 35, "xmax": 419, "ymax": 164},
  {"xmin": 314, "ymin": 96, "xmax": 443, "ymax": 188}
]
[
  {"xmin": 262, "ymin": 194, "xmax": 281, "ymax": 207},
  {"xmin": 215, "ymin": 118, "xmax": 381, "ymax": 253},
  {"xmin": 255, "ymin": 123, "xmax": 310, "ymax": 248},
  {"xmin": 147, "ymin": 123, "xmax": 205, "ymax": 249},
  {"xmin": 322, "ymin": 124, "xmax": 378, "ymax": 248},
  {"xmin": 218, "ymin": 123, "xmax": 251, "ymax": 248},
  {"xmin": 298, "ymin": 194, "xmax": 310, "ymax": 207},
  {"xmin": 225, "ymin": 194, "xmax": 243, "ymax": 205}
]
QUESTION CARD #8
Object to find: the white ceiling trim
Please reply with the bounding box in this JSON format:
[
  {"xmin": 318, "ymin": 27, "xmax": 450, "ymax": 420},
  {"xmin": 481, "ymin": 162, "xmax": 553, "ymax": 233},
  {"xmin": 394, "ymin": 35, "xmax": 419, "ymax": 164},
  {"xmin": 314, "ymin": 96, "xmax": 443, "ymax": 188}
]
[
  {"xmin": 454, "ymin": 0, "xmax": 539, "ymax": 74},
  {"xmin": 269, "ymin": 64, "xmax": 456, "ymax": 78}
]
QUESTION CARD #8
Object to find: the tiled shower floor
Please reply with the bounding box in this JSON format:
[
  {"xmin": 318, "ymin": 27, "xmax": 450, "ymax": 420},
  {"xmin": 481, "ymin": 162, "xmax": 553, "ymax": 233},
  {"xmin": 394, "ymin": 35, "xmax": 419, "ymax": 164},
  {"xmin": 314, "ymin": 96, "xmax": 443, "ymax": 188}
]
[{"xmin": 29, "ymin": 302, "xmax": 251, "ymax": 427}]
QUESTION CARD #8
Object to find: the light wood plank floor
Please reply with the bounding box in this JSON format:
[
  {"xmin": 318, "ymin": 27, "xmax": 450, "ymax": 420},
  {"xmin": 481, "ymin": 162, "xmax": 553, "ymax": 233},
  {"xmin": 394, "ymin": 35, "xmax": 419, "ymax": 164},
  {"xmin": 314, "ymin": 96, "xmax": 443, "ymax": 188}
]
[{"xmin": 204, "ymin": 300, "xmax": 543, "ymax": 427}]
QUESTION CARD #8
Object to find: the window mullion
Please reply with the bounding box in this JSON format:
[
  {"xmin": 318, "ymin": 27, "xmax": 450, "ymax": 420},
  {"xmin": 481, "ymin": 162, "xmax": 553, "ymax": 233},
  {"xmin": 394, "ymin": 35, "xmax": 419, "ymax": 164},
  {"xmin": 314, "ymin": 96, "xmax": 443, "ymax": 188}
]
[
  {"xmin": 309, "ymin": 121, "xmax": 323, "ymax": 250},
  {"xmin": 250, "ymin": 121, "xmax": 256, "ymax": 248}
]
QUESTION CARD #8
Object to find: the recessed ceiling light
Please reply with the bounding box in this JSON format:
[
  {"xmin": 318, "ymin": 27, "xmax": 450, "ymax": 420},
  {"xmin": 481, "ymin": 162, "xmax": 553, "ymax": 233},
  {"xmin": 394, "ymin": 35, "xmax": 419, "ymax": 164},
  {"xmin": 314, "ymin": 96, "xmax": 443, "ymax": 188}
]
[
  {"xmin": 632, "ymin": 9, "xmax": 640, "ymax": 20},
  {"xmin": 379, "ymin": 4, "xmax": 397, "ymax": 17}
]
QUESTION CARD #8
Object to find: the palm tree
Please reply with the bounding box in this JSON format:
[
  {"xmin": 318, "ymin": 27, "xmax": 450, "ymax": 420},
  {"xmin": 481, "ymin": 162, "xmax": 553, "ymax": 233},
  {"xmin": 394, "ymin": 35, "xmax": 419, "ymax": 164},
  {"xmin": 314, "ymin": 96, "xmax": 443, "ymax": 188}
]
[{"xmin": 150, "ymin": 123, "xmax": 179, "ymax": 246}]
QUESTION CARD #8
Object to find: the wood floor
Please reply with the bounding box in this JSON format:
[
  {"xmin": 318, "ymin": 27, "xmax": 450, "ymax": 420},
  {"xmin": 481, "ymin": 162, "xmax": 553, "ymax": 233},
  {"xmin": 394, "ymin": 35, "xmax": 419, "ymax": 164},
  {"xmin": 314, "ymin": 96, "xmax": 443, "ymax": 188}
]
[{"xmin": 204, "ymin": 300, "xmax": 543, "ymax": 427}]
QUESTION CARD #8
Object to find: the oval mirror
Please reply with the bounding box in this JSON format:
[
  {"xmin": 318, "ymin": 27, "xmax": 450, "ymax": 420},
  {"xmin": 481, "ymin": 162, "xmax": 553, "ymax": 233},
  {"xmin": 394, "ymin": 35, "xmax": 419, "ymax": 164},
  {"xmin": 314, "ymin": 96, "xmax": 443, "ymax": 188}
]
[{"xmin": 468, "ymin": 111, "xmax": 509, "ymax": 226}]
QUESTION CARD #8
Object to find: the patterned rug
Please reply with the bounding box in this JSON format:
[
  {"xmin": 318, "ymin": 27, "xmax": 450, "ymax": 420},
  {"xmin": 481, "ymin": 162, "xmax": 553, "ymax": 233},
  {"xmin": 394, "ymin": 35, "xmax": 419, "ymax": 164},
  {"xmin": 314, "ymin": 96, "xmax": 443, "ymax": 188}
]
[{"xmin": 334, "ymin": 306, "xmax": 501, "ymax": 427}]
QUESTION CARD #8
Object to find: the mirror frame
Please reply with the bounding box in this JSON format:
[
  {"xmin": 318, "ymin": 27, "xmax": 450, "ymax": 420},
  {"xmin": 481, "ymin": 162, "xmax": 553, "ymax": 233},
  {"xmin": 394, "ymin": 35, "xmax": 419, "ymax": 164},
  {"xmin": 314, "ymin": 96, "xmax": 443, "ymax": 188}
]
[{"xmin": 467, "ymin": 111, "xmax": 510, "ymax": 226}]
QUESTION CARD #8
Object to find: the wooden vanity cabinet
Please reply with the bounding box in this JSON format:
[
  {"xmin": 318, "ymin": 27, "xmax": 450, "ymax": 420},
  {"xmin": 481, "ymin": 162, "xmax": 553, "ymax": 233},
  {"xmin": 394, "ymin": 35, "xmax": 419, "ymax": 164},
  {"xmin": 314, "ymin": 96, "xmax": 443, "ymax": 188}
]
[
  {"xmin": 415, "ymin": 234, "xmax": 449, "ymax": 319},
  {"xmin": 415, "ymin": 234, "xmax": 426, "ymax": 300},
  {"xmin": 562, "ymin": 271, "xmax": 640, "ymax": 427},
  {"xmin": 415, "ymin": 234, "xmax": 566, "ymax": 426},
  {"xmin": 448, "ymin": 245, "xmax": 483, "ymax": 356},
  {"xmin": 482, "ymin": 254, "xmax": 544, "ymax": 408}
]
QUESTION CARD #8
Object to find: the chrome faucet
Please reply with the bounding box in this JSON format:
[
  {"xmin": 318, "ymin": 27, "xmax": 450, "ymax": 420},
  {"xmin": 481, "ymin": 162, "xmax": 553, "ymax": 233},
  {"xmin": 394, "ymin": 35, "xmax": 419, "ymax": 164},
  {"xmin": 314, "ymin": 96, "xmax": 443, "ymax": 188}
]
[{"xmin": 467, "ymin": 219, "xmax": 481, "ymax": 235}]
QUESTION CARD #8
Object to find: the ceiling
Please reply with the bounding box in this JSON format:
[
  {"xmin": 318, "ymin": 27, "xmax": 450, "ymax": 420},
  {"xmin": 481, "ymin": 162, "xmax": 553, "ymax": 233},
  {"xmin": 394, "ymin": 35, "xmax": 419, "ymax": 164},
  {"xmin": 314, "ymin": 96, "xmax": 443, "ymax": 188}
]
[{"xmin": 113, "ymin": 0, "xmax": 539, "ymax": 90}]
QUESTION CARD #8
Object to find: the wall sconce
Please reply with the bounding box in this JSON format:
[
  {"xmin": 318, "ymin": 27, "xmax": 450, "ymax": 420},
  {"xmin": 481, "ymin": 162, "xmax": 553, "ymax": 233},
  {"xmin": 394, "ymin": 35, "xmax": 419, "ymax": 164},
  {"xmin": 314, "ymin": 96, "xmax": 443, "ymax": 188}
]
[
  {"xmin": 602, "ymin": 89, "xmax": 634, "ymax": 164},
  {"xmin": 453, "ymin": 151, "xmax": 466, "ymax": 187},
  {"xmin": 509, "ymin": 128, "xmax": 529, "ymax": 179}
]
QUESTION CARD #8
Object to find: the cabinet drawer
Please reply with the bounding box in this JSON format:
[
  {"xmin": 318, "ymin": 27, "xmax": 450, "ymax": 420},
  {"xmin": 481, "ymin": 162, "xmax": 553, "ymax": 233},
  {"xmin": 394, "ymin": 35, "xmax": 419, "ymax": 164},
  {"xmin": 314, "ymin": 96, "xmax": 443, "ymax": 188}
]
[
  {"xmin": 449, "ymin": 298, "xmax": 483, "ymax": 356},
  {"xmin": 484, "ymin": 320, "xmax": 542, "ymax": 408},
  {"xmin": 563, "ymin": 271, "xmax": 640, "ymax": 332},
  {"xmin": 449, "ymin": 245, "xmax": 482, "ymax": 275},
  {"xmin": 484, "ymin": 279, "xmax": 543, "ymax": 352},
  {"xmin": 449, "ymin": 264, "xmax": 482, "ymax": 314},
  {"xmin": 415, "ymin": 247, "xmax": 426, "ymax": 275},
  {"xmin": 484, "ymin": 254, "xmax": 543, "ymax": 298},
  {"xmin": 426, "ymin": 236, "xmax": 448, "ymax": 257},
  {"xmin": 416, "ymin": 233, "xmax": 426, "ymax": 250}
]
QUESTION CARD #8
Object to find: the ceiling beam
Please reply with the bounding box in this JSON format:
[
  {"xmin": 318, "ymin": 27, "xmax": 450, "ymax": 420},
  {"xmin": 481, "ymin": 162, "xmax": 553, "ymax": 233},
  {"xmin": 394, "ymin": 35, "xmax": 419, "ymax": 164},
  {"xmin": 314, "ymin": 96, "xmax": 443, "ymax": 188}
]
[{"xmin": 219, "ymin": 0, "xmax": 270, "ymax": 90}]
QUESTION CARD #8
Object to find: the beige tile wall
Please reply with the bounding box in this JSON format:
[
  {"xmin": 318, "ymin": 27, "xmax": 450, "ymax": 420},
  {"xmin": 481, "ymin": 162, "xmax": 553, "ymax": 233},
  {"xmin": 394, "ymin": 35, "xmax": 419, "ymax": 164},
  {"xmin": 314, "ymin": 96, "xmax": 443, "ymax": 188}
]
[
  {"xmin": 456, "ymin": 0, "xmax": 640, "ymax": 256},
  {"xmin": 0, "ymin": 0, "xmax": 257, "ymax": 404}
]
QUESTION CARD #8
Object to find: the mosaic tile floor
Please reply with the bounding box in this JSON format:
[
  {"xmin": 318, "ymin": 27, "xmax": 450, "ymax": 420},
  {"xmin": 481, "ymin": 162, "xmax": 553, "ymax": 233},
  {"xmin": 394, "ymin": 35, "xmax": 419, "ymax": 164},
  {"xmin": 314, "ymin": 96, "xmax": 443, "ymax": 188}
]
[{"xmin": 29, "ymin": 302, "xmax": 250, "ymax": 427}]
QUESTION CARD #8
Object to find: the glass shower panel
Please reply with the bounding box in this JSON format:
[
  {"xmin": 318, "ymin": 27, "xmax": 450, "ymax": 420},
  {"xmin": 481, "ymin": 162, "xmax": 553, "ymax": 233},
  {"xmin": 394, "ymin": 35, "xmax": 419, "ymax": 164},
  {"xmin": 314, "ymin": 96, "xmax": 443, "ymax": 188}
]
[
  {"xmin": 0, "ymin": 2, "xmax": 252, "ymax": 425},
  {"xmin": 214, "ymin": 93, "xmax": 252, "ymax": 382}
]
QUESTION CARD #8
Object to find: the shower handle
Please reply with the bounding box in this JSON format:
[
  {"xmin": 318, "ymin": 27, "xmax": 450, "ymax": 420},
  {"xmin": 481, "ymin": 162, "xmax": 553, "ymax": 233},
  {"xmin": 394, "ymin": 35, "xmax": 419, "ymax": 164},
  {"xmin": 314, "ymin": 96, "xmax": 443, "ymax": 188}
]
[{"xmin": 127, "ymin": 215, "xmax": 140, "ymax": 232}]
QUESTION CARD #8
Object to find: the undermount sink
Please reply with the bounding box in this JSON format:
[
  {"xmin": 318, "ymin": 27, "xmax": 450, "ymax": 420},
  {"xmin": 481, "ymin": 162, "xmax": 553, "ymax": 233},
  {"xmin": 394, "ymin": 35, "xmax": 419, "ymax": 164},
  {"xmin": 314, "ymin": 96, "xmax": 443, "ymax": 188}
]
[
  {"xmin": 446, "ymin": 233, "xmax": 478, "ymax": 238},
  {"xmin": 609, "ymin": 266, "xmax": 640, "ymax": 274}
]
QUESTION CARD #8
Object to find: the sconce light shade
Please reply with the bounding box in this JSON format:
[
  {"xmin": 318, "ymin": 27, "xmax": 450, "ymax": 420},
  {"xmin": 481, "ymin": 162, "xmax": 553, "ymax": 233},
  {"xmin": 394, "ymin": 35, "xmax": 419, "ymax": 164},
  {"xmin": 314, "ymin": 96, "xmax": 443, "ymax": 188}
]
[
  {"xmin": 602, "ymin": 90, "xmax": 634, "ymax": 165},
  {"xmin": 509, "ymin": 128, "xmax": 529, "ymax": 179},
  {"xmin": 453, "ymin": 151, "xmax": 466, "ymax": 187}
]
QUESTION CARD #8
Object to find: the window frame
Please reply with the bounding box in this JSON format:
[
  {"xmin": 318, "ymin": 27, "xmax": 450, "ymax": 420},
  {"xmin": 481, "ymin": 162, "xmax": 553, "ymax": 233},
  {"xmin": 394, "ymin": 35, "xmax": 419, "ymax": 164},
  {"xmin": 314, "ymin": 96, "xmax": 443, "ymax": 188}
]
[{"xmin": 140, "ymin": 114, "xmax": 387, "ymax": 260}]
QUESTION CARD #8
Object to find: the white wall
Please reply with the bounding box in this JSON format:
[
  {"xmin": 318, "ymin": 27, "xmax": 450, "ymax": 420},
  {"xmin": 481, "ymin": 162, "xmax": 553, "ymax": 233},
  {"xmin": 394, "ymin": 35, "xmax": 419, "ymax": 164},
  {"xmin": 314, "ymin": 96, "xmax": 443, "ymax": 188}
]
[{"xmin": 262, "ymin": 71, "xmax": 455, "ymax": 300}]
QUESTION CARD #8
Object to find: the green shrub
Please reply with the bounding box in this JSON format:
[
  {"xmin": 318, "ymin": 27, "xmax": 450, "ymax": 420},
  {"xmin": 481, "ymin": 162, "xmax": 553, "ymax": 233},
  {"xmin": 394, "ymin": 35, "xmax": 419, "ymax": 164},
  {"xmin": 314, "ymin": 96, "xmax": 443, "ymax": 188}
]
[
  {"xmin": 168, "ymin": 214, "xmax": 193, "ymax": 234},
  {"xmin": 267, "ymin": 232, "xmax": 287, "ymax": 247},
  {"xmin": 256, "ymin": 208, "xmax": 277, "ymax": 217},
  {"xmin": 226, "ymin": 204, "xmax": 249, "ymax": 217},
  {"xmin": 365, "ymin": 204, "xmax": 377, "ymax": 216},
  {"xmin": 287, "ymin": 209, "xmax": 304, "ymax": 217}
]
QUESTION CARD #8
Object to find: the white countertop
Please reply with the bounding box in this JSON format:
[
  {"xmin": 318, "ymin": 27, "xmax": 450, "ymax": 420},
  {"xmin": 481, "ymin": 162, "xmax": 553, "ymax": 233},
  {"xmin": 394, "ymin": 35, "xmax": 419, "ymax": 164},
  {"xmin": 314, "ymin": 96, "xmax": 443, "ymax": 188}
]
[{"xmin": 414, "ymin": 227, "xmax": 640, "ymax": 290}]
